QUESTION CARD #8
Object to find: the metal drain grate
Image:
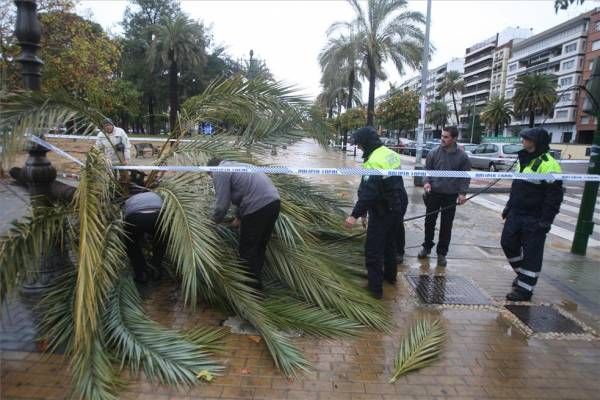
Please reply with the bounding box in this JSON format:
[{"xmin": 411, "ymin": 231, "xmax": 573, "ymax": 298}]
[
  {"xmin": 405, "ymin": 274, "xmax": 491, "ymax": 305},
  {"xmin": 505, "ymin": 305, "xmax": 585, "ymax": 334}
]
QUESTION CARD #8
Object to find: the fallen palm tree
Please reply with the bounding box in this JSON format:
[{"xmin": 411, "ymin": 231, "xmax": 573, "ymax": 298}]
[{"xmin": 0, "ymin": 76, "xmax": 391, "ymax": 399}]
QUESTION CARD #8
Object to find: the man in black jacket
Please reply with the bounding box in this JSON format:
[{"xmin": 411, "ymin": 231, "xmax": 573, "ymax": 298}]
[
  {"xmin": 344, "ymin": 127, "xmax": 408, "ymax": 299},
  {"xmin": 501, "ymin": 128, "xmax": 563, "ymax": 301},
  {"xmin": 418, "ymin": 126, "xmax": 471, "ymax": 266}
]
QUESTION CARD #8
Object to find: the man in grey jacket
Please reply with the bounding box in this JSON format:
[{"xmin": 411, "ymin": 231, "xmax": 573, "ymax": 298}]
[
  {"xmin": 418, "ymin": 126, "xmax": 471, "ymax": 266},
  {"xmin": 208, "ymin": 158, "xmax": 280, "ymax": 290}
]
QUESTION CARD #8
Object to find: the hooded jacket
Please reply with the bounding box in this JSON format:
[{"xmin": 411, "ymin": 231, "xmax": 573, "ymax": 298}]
[
  {"xmin": 350, "ymin": 127, "xmax": 408, "ymax": 218},
  {"xmin": 504, "ymin": 128, "xmax": 563, "ymax": 226}
]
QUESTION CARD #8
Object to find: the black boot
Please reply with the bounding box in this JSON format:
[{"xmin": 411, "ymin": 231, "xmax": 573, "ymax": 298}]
[
  {"xmin": 417, "ymin": 247, "xmax": 431, "ymax": 259},
  {"xmin": 437, "ymin": 254, "xmax": 447, "ymax": 267},
  {"xmin": 506, "ymin": 287, "xmax": 532, "ymax": 302}
]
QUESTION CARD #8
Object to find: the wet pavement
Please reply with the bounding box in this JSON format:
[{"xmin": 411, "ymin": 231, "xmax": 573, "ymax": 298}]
[{"xmin": 1, "ymin": 138, "xmax": 600, "ymax": 399}]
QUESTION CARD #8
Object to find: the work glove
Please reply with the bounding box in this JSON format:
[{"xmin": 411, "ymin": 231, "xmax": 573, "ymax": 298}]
[{"xmin": 537, "ymin": 221, "xmax": 551, "ymax": 233}]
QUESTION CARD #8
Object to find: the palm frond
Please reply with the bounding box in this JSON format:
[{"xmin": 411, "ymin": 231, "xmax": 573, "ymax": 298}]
[
  {"xmin": 183, "ymin": 326, "xmax": 229, "ymax": 354},
  {"xmin": 72, "ymin": 149, "xmax": 123, "ymax": 349},
  {"xmin": 263, "ymin": 295, "xmax": 363, "ymax": 338},
  {"xmin": 105, "ymin": 276, "xmax": 224, "ymax": 386},
  {"xmin": 154, "ymin": 180, "xmax": 221, "ymax": 303},
  {"xmin": 38, "ymin": 270, "xmax": 76, "ymax": 354},
  {"xmin": 266, "ymin": 239, "xmax": 391, "ymax": 331},
  {"xmin": 156, "ymin": 177, "xmax": 310, "ymax": 376},
  {"xmin": 70, "ymin": 335, "xmax": 121, "ymax": 400},
  {"xmin": 389, "ymin": 319, "xmax": 446, "ymax": 383},
  {"xmin": 0, "ymin": 206, "xmax": 69, "ymax": 302}
]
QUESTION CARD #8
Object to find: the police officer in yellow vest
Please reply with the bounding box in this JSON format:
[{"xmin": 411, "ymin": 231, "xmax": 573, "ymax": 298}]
[
  {"xmin": 345, "ymin": 127, "xmax": 408, "ymax": 299},
  {"xmin": 501, "ymin": 128, "xmax": 563, "ymax": 301}
]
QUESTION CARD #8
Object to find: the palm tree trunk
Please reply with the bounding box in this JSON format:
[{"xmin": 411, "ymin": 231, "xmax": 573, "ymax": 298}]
[
  {"xmin": 148, "ymin": 94, "xmax": 156, "ymax": 135},
  {"xmin": 529, "ymin": 111, "xmax": 535, "ymax": 128},
  {"xmin": 367, "ymin": 60, "xmax": 376, "ymax": 126},
  {"xmin": 169, "ymin": 57, "xmax": 179, "ymax": 133},
  {"xmin": 451, "ymin": 91, "xmax": 459, "ymax": 126},
  {"xmin": 495, "ymin": 123, "xmax": 499, "ymax": 136}
]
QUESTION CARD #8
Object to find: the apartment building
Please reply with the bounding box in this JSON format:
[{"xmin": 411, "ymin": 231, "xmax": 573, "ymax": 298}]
[
  {"xmin": 505, "ymin": 12, "xmax": 593, "ymax": 143},
  {"xmin": 575, "ymin": 10, "xmax": 600, "ymax": 144},
  {"xmin": 396, "ymin": 58, "xmax": 464, "ymax": 126},
  {"xmin": 462, "ymin": 27, "xmax": 532, "ymax": 118}
]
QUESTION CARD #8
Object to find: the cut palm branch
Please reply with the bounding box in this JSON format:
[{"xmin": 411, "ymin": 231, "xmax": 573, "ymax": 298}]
[
  {"xmin": 105, "ymin": 277, "xmax": 224, "ymax": 386},
  {"xmin": 389, "ymin": 319, "xmax": 446, "ymax": 383}
]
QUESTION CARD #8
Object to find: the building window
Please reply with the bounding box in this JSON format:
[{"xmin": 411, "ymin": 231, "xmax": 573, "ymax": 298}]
[
  {"xmin": 565, "ymin": 42, "xmax": 577, "ymax": 53},
  {"xmin": 562, "ymin": 132, "xmax": 572, "ymax": 143},
  {"xmin": 581, "ymin": 115, "xmax": 590, "ymax": 124},
  {"xmin": 560, "ymin": 76, "xmax": 573, "ymax": 86},
  {"xmin": 509, "ymin": 63, "xmax": 517, "ymax": 72},
  {"xmin": 590, "ymin": 60, "xmax": 595, "ymax": 70},
  {"xmin": 562, "ymin": 59, "xmax": 575, "ymax": 70},
  {"xmin": 555, "ymin": 110, "xmax": 568, "ymax": 119},
  {"xmin": 592, "ymin": 40, "xmax": 600, "ymax": 51},
  {"xmin": 595, "ymin": 21, "xmax": 600, "ymax": 32},
  {"xmin": 506, "ymin": 89, "xmax": 514, "ymax": 98},
  {"xmin": 559, "ymin": 94, "xmax": 571, "ymax": 102},
  {"xmin": 507, "ymin": 77, "xmax": 515, "ymax": 86}
]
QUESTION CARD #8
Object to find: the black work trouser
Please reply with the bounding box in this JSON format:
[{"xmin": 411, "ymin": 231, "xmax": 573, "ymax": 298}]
[
  {"xmin": 365, "ymin": 210, "xmax": 402, "ymax": 296},
  {"xmin": 395, "ymin": 199, "xmax": 408, "ymax": 257},
  {"xmin": 239, "ymin": 200, "xmax": 281, "ymax": 289},
  {"xmin": 501, "ymin": 211, "xmax": 547, "ymax": 293},
  {"xmin": 124, "ymin": 210, "xmax": 166, "ymax": 282},
  {"xmin": 422, "ymin": 192, "xmax": 458, "ymax": 256}
]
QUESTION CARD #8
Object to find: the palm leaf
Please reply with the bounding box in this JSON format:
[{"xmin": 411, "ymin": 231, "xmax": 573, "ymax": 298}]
[
  {"xmin": 72, "ymin": 149, "xmax": 123, "ymax": 350},
  {"xmin": 0, "ymin": 206, "xmax": 69, "ymax": 302},
  {"xmin": 38, "ymin": 269, "xmax": 76, "ymax": 354},
  {"xmin": 263, "ymin": 295, "xmax": 363, "ymax": 338},
  {"xmin": 156, "ymin": 176, "xmax": 311, "ymax": 376},
  {"xmin": 70, "ymin": 335, "xmax": 121, "ymax": 400},
  {"xmin": 389, "ymin": 319, "xmax": 446, "ymax": 383},
  {"xmin": 105, "ymin": 276, "xmax": 224, "ymax": 386}
]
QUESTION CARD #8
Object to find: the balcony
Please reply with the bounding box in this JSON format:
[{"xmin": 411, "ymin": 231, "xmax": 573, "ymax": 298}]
[
  {"xmin": 464, "ymin": 76, "xmax": 491, "ymax": 87},
  {"xmin": 464, "ymin": 53, "xmax": 493, "ymax": 68}
]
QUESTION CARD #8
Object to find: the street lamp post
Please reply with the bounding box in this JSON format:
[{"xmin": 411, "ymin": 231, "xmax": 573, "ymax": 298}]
[
  {"xmin": 413, "ymin": 0, "xmax": 432, "ymax": 187},
  {"xmin": 14, "ymin": 0, "xmax": 70, "ymax": 294}
]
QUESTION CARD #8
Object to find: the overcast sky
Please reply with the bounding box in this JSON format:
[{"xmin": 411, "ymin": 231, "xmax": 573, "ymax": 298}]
[{"xmin": 76, "ymin": 0, "xmax": 600, "ymax": 99}]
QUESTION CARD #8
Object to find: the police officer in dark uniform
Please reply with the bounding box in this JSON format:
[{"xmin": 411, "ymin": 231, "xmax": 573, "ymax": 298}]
[
  {"xmin": 344, "ymin": 127, "xmax": 408, "ymax": 299},
  {"xmin": 501, "ymin": 128, "xmax": 563, "ymax": 301}
]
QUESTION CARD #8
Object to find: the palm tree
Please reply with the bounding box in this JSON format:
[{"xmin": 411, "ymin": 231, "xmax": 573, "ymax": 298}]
[
  {"xmin": 438, "ymin": 71, "xmax": 464, "ymax": 125},
  {"xmin": 555, "ymin": 0, "xmax": 585, "ymax": 12},
  {"xmin": 427, "ymin": 101, "xmax": 449, "ymax": 133},
  {"xmin": 319, "ymin": 31, "xmax": 363, "ymax": 149},
  {"xmin": 330, "ymin": 0, "xmax": 426, "ymax": 126},
  {"xmin": 481, "ymin": 96, "xmax": 514, "ymax": 136},
  {"xmin": 1, "ymin": 77, "xmax": 390, "ymax": 399},
  {"xmin": 513, "ymin": 74, "xmax": 558, "ymax": 128},
  {"xmin": 147, "ymin": 13, "xmax": 206, "ymax": 131}
]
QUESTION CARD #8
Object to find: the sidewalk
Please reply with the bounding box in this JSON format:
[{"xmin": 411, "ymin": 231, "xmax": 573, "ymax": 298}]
[{"xmin": 2, "ymin": 142, "xmax": 600, "ymax": 400}]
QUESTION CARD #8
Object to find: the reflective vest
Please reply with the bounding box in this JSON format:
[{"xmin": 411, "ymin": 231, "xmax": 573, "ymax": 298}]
[
  {"xmin": 363, "ymin": 146, "xmax": 402, "ymax": 170},
  {"xmin": 516, "ymin": 152, "xmax": 561, "ymax": 184}
]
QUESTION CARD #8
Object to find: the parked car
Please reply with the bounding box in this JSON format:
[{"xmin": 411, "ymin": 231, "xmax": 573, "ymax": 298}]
[
  {"xmin": 421, "ymin": 141, "xmax": 438, "ymax": 158},
  {"xmin": 460, "ymin": 143, "xmax": 478, "ymax": 153},
  {"xmin": 467, "ymin": 142, "xmax": 522, "ymax": 171}
]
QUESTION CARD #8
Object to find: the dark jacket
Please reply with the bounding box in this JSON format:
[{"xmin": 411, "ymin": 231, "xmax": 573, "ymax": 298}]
[
  {"xmin": 423, "ymin": 144, "xmax": 471, "ymax": 194},
  {"xmin": 504, "ymin": 129, "xmax": 563, "ymax": 225},
  {"xmin": 351, "ymin": 127, "xmax": 408, "ymax": 218}
]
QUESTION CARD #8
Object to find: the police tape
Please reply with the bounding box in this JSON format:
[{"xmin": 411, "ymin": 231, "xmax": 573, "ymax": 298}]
[
  {"xmin": 46, "ymin": 134, "xmax": 590, "ymax": 164},
  {"xmin": 30, "ymin": 135, "xmax": 85, "ymax": 166},
  {"xmin": 111, "ymin": 164, "xmax": 600, "ymax": 182},
  {"xmin": 31, "ymin": 135, "xmax": 600, "ymax": 182}
]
